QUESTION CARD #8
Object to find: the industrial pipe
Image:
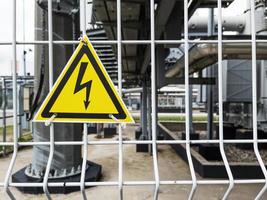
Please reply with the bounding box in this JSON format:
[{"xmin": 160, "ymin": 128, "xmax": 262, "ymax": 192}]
[
  {"xmin": 122, "ymin": 87, "xmax": 143, "ymax": 93},
  {"xmin": 189, "ymin": 15, "xmax": 245, "ymax": 33},
  {"xmin": 165, "ymin": 42, "xmax": 267, "ymax": 77}
]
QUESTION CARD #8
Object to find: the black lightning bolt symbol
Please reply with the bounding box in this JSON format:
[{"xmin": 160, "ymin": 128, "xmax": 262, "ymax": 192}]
[{"xmin": 74, "ymin": 62, "xmax": 92, "ymax": 110}]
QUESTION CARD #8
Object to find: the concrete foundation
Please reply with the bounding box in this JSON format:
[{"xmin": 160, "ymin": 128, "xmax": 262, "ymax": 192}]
[{"xmin": 12, "ymin": 161, "xmax": 101, "ymax": 194}]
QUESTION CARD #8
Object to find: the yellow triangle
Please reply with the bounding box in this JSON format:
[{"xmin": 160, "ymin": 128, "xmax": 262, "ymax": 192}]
[{"xmin": 34, "ymin": 35, "xmax": 134, "ymax": 123}]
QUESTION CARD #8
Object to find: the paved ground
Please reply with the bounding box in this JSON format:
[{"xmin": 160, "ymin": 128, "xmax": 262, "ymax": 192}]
[{"xmin": 0, "ymin": 124, "xmax": 266, "ymax": 199}]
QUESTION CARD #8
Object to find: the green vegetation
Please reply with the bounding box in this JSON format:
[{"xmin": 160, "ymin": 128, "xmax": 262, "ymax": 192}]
[
  {"xmin": 18, "ymin": 133, "xmax": 33, "ymax": 142},
  {"xmin": 133, "ymin": 115, "xmax": 219, "ymax": 122},
  {"xmin": 0, "ymin": 125, "xmax": 14, "ymax": 137},
  {"xmin": 0, "ymin": 131, "xmax": 33, "ymax": 156}
]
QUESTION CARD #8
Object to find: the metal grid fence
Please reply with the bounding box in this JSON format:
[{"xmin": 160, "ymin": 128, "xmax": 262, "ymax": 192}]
[{"xmin": 0, "ymin": 0, "xmax": 267, "ymax": 200}]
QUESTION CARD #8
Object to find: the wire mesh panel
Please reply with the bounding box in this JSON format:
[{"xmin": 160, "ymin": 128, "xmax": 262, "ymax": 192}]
[{"xmin": 1, "ymin": 0, "xmax": 267, "ymax": 199}]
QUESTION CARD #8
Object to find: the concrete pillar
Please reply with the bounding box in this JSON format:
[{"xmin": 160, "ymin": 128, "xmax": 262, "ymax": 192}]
[{"xmin": 32, "ymin": 4, "xmax": 82, "ymax": 176}]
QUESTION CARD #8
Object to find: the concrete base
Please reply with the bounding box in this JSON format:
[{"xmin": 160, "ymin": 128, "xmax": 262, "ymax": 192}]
[
  {"xmin": 103, "ymin": 127, "xmax": 117, "ymax": 138},
  {"xmin": 215, "ymin": 123, "xmax": 237, "ymax": 139},
  {"xmin": 159, "ymin": 122, "xmax": 267, "ymax": 179},
  {"xmin": 136, "ymin": 143, "xmax": 149, "ymax": 152},
  {"xmin": 157, "ymin": 135, "xmax": 165, "ymax": 140},
  {"xmin": 235, "ymin": 129, "xmax": 253, "ymax": 149},
  {"xmin": 135, "ymin": 128, "xmax": 149, "ymax": 153},
  {"xmin": 135, "ymin": 128, "xmax": 142, "ymax": 139},
  {"xmin": 198, "ymin": 144, "xmax": 222, "ymax": 161},
  {"xmin": 87, "ymin": 126, "xmax": 97, "ymax": 134},
  {"xmin": 181, "ymin": 132, "xmax": 200, "ymax": 140},
  {"xmin": 236, "ymin": 129, "xmax": 267, "ymax": 150},
  {"xmin": 12, "ymin": 161, "xmax": 102, "ymax": 194}
]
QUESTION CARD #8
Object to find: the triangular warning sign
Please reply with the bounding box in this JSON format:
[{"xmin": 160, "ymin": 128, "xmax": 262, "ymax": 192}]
[{"xmin": 34, "ymin": 36, "xmax": 134, "ymax": 123}]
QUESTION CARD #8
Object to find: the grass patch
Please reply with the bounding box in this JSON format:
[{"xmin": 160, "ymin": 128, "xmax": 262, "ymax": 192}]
[
  {"xmin": 18, "ymin": 133, "xmax": 33, "ymax": 142},
  {"xmin": 0, "ymin": 132, "xmax": 33, "ymax": 156},
  {"xmin": 133, "ymin": 115, "xmax": 219, "ymax": 122},
  {"xmin": 0, "ymin": 125, "xmax": 13, "ymax": 137}
]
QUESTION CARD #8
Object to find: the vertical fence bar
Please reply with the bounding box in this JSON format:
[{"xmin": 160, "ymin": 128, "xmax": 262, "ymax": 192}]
[
  {"xmin": 43, "ymin": 0, "xmax": 55, "ymax": 199},
  {"xmin": 81, "ymin": 123, "xmax": 88, "ymax": 200},
  {"xmin": 3, "ymin": 0, "xmax": 18, "ymax": 199},
  {"xmin": 117, "ymin": 0, "xmax": 124, "ymax": 199},
  {"xmin": 184, "ymin": 1, "xmax": 197, "ymax": 199},
  {"xmin": 150, "ymin": 0, "xmax": 160, "ymax": 199},
  {"xmin": 80, "ymin": 0, "xmax": 88, "ymax": 199},
  {"xmin": 251, "ymin": 0, "xmax": 267, "ymax": 199},
  {"xmin": 217, "ymin": 0, "xmax": 234, "ymax": 199}
]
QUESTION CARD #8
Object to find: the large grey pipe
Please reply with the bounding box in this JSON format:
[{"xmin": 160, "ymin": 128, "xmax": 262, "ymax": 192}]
[
  {"xmin": 31, "ymin": 3, "xmax": 82, "ymax": 178},
  {"xmin": 165, "ymin": 42, "xmax": 267, "ymax": 78},
  {"xmin": 167, "ymin": 1, "xmax": 267, "ymax": 78},
  {"xmin": 189, "ymin": 15, "xmax": 245, "ymax": 33}
]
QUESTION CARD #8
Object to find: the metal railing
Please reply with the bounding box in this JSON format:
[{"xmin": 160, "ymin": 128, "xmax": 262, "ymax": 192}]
[{"xmin": 0, "ymin": 0, "xmax": 267, "ymax": 200}]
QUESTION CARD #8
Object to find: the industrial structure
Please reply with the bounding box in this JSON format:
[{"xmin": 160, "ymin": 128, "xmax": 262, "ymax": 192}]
[{"xmin": 1, "ymin": 0, "xmax": 267, "ymax": 199}]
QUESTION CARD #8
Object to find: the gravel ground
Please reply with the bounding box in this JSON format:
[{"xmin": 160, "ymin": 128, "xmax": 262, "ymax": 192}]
[
  {"xmin": 174, "ymin": 131, "xmax": 267, "ymax": 163},
  {"xmin": 225, "ymin": 145, "xmax": 267, "ymax": 163}
]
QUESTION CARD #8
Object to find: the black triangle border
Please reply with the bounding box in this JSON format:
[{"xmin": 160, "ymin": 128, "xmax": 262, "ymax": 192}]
[{"xmin": 41, "ymin": 45, "xmax": 127, "ymax": 120}]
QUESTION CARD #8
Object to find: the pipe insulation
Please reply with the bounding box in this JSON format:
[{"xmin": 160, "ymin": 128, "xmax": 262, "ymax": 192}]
[
  {"xmin": 165, "ymin": 42, "xmax": 267, "ymax": 77},
  {"xmin": 188, "ymin": 15, "xmax": 246, "ymax": 33}
]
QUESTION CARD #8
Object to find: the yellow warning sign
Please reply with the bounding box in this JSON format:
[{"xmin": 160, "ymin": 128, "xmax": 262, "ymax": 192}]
[{"xmin": 34, "ymin": 36, "xmax": 134, "ymax": 123}]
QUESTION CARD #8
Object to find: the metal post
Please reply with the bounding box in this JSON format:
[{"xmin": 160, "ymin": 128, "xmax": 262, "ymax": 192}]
[
  {"xmin": 217, "ymin": 0, "xmax": 234, "ymax": 199},
  {"xmin": 140, "ymin": 91, "xmax": 143, "ymax": 132},
  {"xmin": 3, "ymin": 0, "xmax": 18, "ymax": 198},
  {"xmin": 142, "ymin": 79, "xmax": 148, "ymax": 138},
  {"xmin": 147, "ymin": 87, "xmax": 152, "ymax": 154},
  {"xmin": 18, "ymin": 86, "xmax": 22, "ymax": 138},
  {"xmin": 189, "ymin": 84, "xmax": 195, "ymax": 134}
]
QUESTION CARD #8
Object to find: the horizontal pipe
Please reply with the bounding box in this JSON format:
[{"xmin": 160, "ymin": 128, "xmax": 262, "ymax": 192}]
[
  {"xmin": 166, "ymin": 42, "xmax": 267, "ymax": 77},
  {"xmin": 122, "ymin": 87, "xmax": 143, "ymax": 93},
  {"xmin": 189, "ymin": 15, "xmax": 245, "ymax": 33}
]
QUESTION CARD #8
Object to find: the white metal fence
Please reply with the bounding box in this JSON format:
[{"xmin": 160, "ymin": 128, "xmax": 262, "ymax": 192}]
[{"xmin": 0, "ymin": 0, "xmax": 267, "ymax": 199}]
